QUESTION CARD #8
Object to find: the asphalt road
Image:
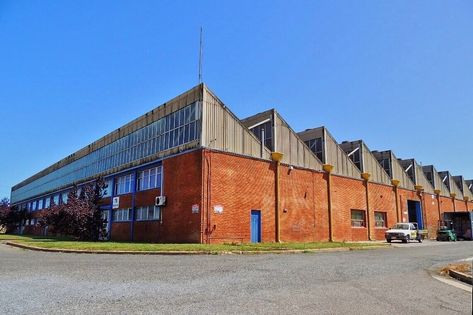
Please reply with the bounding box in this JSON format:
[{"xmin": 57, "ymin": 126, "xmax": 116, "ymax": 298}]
[{"xmin": 0, "ymin": 241, "xmax": 472, "ymax": 315}]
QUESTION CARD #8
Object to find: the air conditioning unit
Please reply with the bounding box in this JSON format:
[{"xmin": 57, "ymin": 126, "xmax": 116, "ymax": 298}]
[{"xmin": 155, "ymin": 196, "xmax": 167, "ymax": 206}]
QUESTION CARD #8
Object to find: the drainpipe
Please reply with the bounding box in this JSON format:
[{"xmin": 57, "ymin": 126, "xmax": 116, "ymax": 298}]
[
  {"xmin": 323, "ymin": 164, "xmax": 334, "ymax": 242},
  {"xmin": 271, "ymin": 152, "xmax": 284, "ymax": 243},
  {"xmin": 450, "ymin": 193, "xmax": 456, "ymax": 212},
  {"xmin": 392, "ymin": 179, "xmax": 400, "ymax": 223},
  {"xmin": 434, "ymin": 189, "xmax": 441, "ymax": 222},
  {"xmin": 361, "ymin": 173, "xmax": 372, "ymax": 240}
]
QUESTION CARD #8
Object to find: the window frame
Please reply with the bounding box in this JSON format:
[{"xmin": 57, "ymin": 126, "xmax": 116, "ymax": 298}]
[
  {"xmin": 137, "ymin": 166, "xmax": 162, "ymax": 191},
  {"xmin": 351, "ymin": 209, "xmax": 366, "ymax": 228},
  {"xmin": 135, "ymin": 205, "xmax": 161, "ymax": 221},
  {"xmin": 113, "ymin": 208, "xmax": 132, "ymax": 222},
  {"xmin": 374, "ymin": 211, "xmax": 387, "ymax": 228}
]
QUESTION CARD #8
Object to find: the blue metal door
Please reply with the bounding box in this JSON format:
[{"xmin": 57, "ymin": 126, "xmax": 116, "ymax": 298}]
[
  {"xmin": 250, "ymin": 210, "xmax": 261, "ymax": 243},
  {"xmin": 415, "ymin": 202, "xmax": 423, "ymax": 230}
]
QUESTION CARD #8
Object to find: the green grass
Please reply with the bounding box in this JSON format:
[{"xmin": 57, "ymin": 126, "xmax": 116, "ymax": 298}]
[{"xmin": 0, "ymin": 234, "xmax": 384, "ymax": 253}]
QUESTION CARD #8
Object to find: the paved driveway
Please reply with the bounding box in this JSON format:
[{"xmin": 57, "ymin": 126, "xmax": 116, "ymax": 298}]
[{"xmin": 0, "ymin": 241, "xmax": 472, "ymax": 315}]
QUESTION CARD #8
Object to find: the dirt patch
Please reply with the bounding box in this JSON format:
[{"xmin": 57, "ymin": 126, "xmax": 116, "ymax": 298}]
[{"xmin": 440, "ymin": 263, "xmax": 472, "ymax": 276}]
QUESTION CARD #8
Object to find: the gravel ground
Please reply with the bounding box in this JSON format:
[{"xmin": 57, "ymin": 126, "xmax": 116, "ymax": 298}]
[{"xmin": 0, "ymin": 240, "xmax": 472, "ymax": 315}]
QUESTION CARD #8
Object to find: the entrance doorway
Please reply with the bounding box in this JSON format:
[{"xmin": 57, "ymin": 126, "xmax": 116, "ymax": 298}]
[
  {"xmin": 407, "ymin": 200, "xmax": 423, "ymax": 229},
  {"xmin": 250, "ymin": 210, "xmax": 262, "ymax": 243},
  {"xmin": 101, "ymin": 209, "xmax": 110, "ymax": 240}
]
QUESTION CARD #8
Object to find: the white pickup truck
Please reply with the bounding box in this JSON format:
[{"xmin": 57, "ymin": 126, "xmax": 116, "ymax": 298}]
[{"xmin": 385, "ymin": 223, "xmax": 423, "ymax": 243}]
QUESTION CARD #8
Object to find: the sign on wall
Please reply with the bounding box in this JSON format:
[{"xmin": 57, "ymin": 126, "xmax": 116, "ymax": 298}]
[
  {"xmin": 192, "ymin": 204, "xmax": 200, "ymax": 214},
  {"xmin": 112, "ymin": 197, "xmax": 120, "ymax": 209}
]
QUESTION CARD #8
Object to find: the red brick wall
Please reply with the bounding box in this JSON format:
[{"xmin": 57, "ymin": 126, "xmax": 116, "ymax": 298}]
[
  {"xmin": 135, "ymin": 188, "xmax": 160, "ymax": 207},
  {"xmin": 203, "ymin": 150, "xmax": 276, "ymax": 243},
  {"xmin": 397, "ymin": 189, "xmax": 420, "ymax": 224},
  {"xmin": 111, "ymin": 222, "xmax": 131, "ymax": 241},
  {"xmin": 158, "ymin": 150, "xmax": 202, "ymax": 243},
  {"xmin": 203, "ymin": 150, "xmax": 331, "ymax": 244},
  {"xmin": 423, "ymin": 193, "xmax": 441, "ymax": 238},
  {"xmin": 455, "ymin": 199, "xmax": 467, "ymax": 212},
  {"xmin": 369, "ymin": 183, "xmax": 396, "ymax": 240},
  {"xmin": 280, "ymin": 167, "xmax": 329, "ymax": 242},
  {"xmin": 134, "ymin": 221, "xmax": 161, "ymax": 242},
  {"xmin": 331, "ymin": 176, "xmax": 367, "ymax": 241}
]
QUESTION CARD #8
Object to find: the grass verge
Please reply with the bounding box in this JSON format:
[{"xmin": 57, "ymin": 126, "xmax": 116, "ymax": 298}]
[{"xmin": 1, "ymin": 234, "xmax": 386, "ymax": 253}]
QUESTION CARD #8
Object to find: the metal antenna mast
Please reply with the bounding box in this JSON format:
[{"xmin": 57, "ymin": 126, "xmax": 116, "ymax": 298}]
[{"xmin": 198, "ymin": 26, "xmax": 203, "ymax": 84}]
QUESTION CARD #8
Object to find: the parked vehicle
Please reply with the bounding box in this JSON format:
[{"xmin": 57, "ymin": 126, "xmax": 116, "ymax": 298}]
[
  {"xmin": 436, "ymin": 220, "xmax": 457, "ymax": 242},
  {"xmin": 385, "ymin": 223, "xmax": 423, "ymax": 243}
]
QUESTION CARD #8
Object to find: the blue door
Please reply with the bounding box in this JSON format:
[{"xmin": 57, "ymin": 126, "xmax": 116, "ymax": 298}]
[
  {"xmin": 250, "ymin": 210, "xmax": 261, "ymax": 243},
  {"xmin": 407, "ymin": 200, "xmax": 423, "ymax": 229},
  {"xmin": 415, "ymin": 202, "xmax": 423, "ymax": 230}
]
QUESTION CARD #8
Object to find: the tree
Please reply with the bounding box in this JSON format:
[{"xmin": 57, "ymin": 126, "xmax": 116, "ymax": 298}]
[
  {"xmin": 40, "ymin": 178, "xmax": 107, "ymax": 241},
  {"xmin": 0, "ymin": 198, "xmax": 31, "ymax": 233}
]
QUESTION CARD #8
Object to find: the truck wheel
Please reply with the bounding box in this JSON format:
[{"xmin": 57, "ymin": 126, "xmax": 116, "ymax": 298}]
[
  {"xmin": 402, "ymin": 235, "xmax": 409, "ymax": 243},
  {"xmin": 436, "ymin": 237, "xmax": 440, "ymax": 241},
  {"xmin": 386, "ymin": 239, "xmax": 391, "ymax": 243}
]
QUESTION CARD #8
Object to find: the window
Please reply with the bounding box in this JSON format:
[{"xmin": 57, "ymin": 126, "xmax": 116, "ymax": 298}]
[
  {"xmin": 53, "ymin": 194, "xmax": 60, "ymax": 205},
  {"xmin": 250, "ymin": 121, "xmax": 273, "ymax": 151},
  {"xmin": 115, "ymin": 174, "xmax": 133, "ymax": 195},
  {"xmin": 350, "ymin": 149, "xmax": 362, "ymax": 170},
  {"xmin": 37, "ymin": 199, "xmax": 43, "ymax": 210},
  {"xmin": 351, "ymin": 210, "xmax": 366, "ymax": 227},
  {"xmin": 379, "ymin": 158, "xmax": 392, "ymax": 177},
  {"xmin": 137, "ymin": 166, "xmax": 162, "ymax": 191},
  {"xmin": 32, "ymin": 201, "xmax": 38, "ymax": 211},
  {"xmin": 62, "ymin": 192, "xmax": 69, "ymax": 204},
  {"xmin": 374, "ymin": 211, "xmax": 387, "ymax": 228},
  {"xmin": 45, "ymin": 197, "xmax": 51, "ymax": 209},
  {"xmin": 305, "ymin": 138, "xmax": 323, "ymax": 162},
  {"xmin": 102, "ymin": 179, "xmax": 113, "ymax": 197},
  {"xmin": 11, "ymin": 102, "xmax": 201, "ymax": 203},
  {"xmin": 113, "ymin": 208, "xmax": 132, "ymax": 222},
  {"xmin": 135, "ymin": 206, "xmax": 160, "ymax": 221}
]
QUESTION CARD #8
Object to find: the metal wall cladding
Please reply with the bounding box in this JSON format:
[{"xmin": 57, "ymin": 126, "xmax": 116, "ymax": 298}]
[
  {"xmin": 299, "ymin": 128, "xmax": 360, "ymax": 178},
  {"xmin": 390, "ymin": 153, "xmax": 415, "ymax": 190},
  {"xmin": 11, "ymin": 85, "xmax": 204, "ymax": 204},
  {"xmin": 360, "ymin": 143, "xmax": 392, "ymax": 185},
  {"xmin": 201, "ymin": 87, "xmax": 271, "ymax": 159},
  {"xmin": 372, "ymin": 151, "xmax": 415, "ymax": 190},
  {"xmin": 414, "ymin": 164, "xmax": 434, "ymax": 194},
  {"xmin": 442, "ymin": 172, "xmax": 464, "ymax": 199},
  {"xmin": 425, "ymin": 165, "xmax": 451, "ymax": 197},
  {"xmin": 273, "ymin": 113, "xmax": 323, "ymax": 171},
  {"xmin": 463, "ymin": 181, "xmax": 473, "ymax": 199},
  {"xmin": 454, "ymin": 176, "xmax": 473, "ymax": 200}
]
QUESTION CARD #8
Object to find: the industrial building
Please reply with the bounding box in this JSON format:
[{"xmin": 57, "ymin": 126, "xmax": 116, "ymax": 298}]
[{"xmin": 10, "ymin": 84, "xmax": 473, "ymax": 243}]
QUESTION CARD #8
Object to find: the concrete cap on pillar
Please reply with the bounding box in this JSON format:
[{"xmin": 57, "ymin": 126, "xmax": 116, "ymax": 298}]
[
  {"xmin": 434, "ymin": 189, "xmax": 441, "ymax": 195},
  {"xmin": 271, "ymin": 152, "xmax": 284, "ymax": 162},
  {"xmin": 322, "ymin": 164, "xmax": 334, "ymax": 173},
  {"xmin": 414, "ymin": 185, "xmax": 424, "ymax": 192},
  {"xmin": 361, "ymin": 173, "xmax": 371, "ymax": 181},
  {"xmin": 450, "ymin": 192, "xmax": 457, "ymax": 198},
  {"xmin": 391, "ymin": 179, "xmax": 400, "ymax": 187}
]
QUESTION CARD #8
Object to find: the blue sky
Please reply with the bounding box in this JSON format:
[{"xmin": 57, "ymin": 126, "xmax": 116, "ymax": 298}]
[{"xmin": 1, "ymin": 1, "xmax": 472, "ymax": 199}]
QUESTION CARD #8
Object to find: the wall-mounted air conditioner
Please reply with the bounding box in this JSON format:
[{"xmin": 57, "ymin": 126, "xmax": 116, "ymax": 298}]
[{"xmin": 155, "ymin": 196, "xmax": 167, "ymax": 206}]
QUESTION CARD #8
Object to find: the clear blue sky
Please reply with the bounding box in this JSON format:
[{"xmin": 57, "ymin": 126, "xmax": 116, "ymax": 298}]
[{"xmin": 1, "ymin": 1, "xmax": 472, "ymax": 199}]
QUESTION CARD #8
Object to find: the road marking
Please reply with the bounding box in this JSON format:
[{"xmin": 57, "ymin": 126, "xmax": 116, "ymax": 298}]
[{"xmin": 431, "ymin": 275, "xmax": 472, "ymax": 292}]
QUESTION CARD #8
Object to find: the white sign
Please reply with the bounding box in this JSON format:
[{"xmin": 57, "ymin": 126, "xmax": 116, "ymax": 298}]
[
  {"xmin": 112, "ymin": 197, "xmax": 120, "ymax": 209},
  {"xmin": 192, "ymin": 204, "xmax": 200, "ymax": 214},
  {"xmin": 214, "ymin": 205, "xmax": 223, "ymax": 214}
]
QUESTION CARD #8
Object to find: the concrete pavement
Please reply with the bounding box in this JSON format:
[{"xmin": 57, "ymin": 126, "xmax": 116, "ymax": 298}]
[{"xmin": 0, "ymin": 241, "xmax": 472, "ymax": 314}]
